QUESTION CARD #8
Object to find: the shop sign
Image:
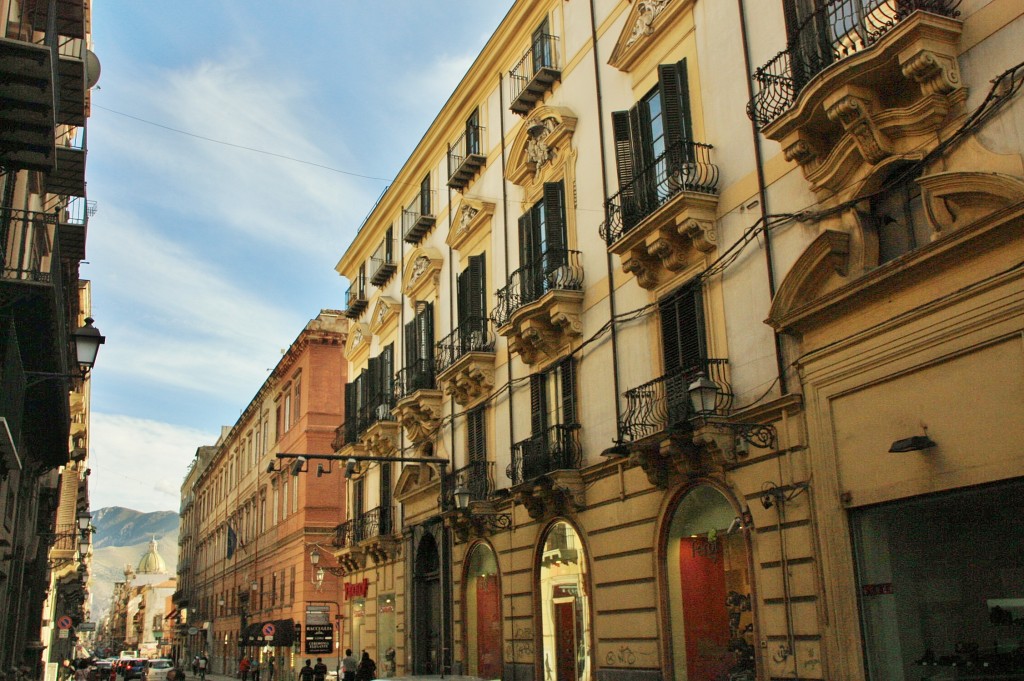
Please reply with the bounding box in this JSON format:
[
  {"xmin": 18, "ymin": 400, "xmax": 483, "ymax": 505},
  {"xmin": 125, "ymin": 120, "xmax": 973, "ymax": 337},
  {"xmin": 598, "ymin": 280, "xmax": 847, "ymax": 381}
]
[
  {"xmin": 305, "ymin": 605, "xmax": 331, "ymax": 626},
  {"xmin": 305, "ymin": 624, "xmax": 333, "ymax": 655},
  {"xmin": 862, "ymin": 582, "xmax": 894, "ymax": 596},
  {"xmin": 344, "ymin": 579, "xmax": 369, "ymax": 600}
]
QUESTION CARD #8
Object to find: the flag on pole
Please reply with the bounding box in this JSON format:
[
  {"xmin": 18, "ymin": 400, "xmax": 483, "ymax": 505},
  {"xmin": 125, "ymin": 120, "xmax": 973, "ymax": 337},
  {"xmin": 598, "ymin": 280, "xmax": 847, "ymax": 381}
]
[{"xmin": 227, "ymin": 525, "xmax": 238, "ymax": 559}]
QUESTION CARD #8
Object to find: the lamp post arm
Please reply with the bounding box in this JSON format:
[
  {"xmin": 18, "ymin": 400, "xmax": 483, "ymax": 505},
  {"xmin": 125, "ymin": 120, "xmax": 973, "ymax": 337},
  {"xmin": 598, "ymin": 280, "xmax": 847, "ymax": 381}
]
[{"xmin": 276, "ymin": 453, "xmax": 449, "ymax": 467}]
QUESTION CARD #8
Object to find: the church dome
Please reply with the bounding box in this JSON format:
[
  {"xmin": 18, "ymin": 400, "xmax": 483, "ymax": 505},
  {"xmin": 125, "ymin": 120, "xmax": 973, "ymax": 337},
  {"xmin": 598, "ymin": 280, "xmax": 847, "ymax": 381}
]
[{"xmin": 136, "ymin": 537, "xmax": 167, "ymax": 574}]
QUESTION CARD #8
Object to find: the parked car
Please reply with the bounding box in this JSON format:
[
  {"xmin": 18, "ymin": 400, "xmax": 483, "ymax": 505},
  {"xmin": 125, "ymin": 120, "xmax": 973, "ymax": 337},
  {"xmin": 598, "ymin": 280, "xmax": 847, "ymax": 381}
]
[
  {"xmin": 143, "ymin": 660, "xmax": 174, "ymax": 681},
  {"xmin": 124, "ymin": 660, "xmax": 147, "ymax": 680}
]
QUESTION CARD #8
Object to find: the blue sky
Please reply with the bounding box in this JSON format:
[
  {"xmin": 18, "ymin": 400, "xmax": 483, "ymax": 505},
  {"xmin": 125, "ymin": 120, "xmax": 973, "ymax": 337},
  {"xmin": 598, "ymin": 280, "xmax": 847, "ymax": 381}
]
[{"xmin": 85, "ymin": 2, "xmax": 515, "ymax": 512}]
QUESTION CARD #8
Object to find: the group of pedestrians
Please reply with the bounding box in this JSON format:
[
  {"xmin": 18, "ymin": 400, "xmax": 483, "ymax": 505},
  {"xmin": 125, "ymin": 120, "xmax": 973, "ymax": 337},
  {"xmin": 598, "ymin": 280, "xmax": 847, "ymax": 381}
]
[
  {"xmin": 298, "ymin": 651, "xmax": 375, "ymax": 681},
  {"xmin": 236, "ymin": 656, "xmax": 274, "ymax": 681}
]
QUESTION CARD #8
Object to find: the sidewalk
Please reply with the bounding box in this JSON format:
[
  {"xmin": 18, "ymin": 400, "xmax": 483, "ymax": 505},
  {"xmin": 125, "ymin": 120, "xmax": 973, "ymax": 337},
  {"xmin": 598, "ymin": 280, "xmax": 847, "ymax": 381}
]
[{"xmin": 203, "ymin": 673, "xmax": 490, "ymax": 681}]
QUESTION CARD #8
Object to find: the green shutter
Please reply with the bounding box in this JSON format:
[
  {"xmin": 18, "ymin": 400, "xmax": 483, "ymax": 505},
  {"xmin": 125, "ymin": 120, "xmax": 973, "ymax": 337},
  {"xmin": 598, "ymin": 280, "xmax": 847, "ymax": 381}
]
[
  {"xmin": 658, "ymin": 60, "xmax": 693, "ymax": 150},
  {"xmin": 560, "ymin": 358, "xmax": 576, "ymax": 424}
]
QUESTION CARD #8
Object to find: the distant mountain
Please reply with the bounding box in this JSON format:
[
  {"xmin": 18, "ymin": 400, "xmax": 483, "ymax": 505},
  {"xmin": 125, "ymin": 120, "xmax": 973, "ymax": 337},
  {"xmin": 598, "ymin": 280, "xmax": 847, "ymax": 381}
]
[
  {"xmin": 89, "ymin": 507, "xmax": 179, "ymax": 618},
  {"xmin": 93, "ymin": 507, "xmax": 179, "ymax": 549}
]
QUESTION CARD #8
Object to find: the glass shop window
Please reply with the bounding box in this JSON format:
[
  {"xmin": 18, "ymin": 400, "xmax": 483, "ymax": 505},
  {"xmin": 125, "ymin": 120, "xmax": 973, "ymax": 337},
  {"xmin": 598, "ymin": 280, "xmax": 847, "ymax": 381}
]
[{"xmin": 852, "ymin": 480, "xmax": 1024, "ymax": 680}]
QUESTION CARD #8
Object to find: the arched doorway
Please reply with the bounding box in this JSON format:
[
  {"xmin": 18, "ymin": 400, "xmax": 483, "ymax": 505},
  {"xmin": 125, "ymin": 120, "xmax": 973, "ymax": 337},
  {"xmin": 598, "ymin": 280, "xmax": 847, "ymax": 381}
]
[
  {"xmin": 463, "ymin": 543, "xmax": 502, "ymax": 678},
  {"xmin": 538, "ymin": 521, "xmax": 592, "ymax": 681},
  {"xmin": 665, "ymin": 484, "xmax": 755, "ymax": 681},
  {"xmin": 414, "ymin": 532, "xmax": 442, "ymax": 674}
]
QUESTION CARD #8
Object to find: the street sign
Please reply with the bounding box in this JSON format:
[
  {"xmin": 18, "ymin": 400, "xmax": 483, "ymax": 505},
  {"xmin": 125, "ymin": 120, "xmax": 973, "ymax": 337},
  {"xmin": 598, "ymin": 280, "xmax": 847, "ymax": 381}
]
[
  {"xmin": 56, "ymin": 616, "xmax": 73, "ymax": 630},
  {"xmin": 59, "ymin": 629, "xmax": 69, "ymax": 639},
  {"xmin": 78, "ymin": 622, "xmax": 96, "ymax": 632},
  {"xmin": 304, "ymin": 624, "xmax": 333, "ymax": 655},
  {"xmin": 187, "ymin": 627, "xmax": 199, "ymax": 636},
  {"xmin": 261, "ymin": 623, "xmax": 276, "ymax": 638}
]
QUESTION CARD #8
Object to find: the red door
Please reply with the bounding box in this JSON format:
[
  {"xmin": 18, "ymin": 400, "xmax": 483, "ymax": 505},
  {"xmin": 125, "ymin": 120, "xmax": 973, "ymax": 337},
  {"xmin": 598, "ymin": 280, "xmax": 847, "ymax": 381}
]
[
  {"xmin": 554, "ymin": 600, "xmax": 577, "ymax": 681},
  {"xmin": 679, "ymin": 538, "xmax": 731, "ymax": 680},
  {"xmin": 476, "ymin": 575, "xmax": 502, "ymax": 679}
]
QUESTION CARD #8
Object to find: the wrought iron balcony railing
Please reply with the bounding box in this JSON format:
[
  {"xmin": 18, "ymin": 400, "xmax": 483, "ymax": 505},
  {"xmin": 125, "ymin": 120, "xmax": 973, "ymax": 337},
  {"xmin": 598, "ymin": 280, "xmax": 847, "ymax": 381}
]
[
  {"xmin": 507, "ymin": 423, "xmax": 582, "ymax": 486},
  {"xmin": 447, "ymin": 125, "xmax": 486, "ymax": 189},
  {"xmin": 393, "ymin": 358, "xmax": 436, "ymax": 401},
  {"xmin": 441, "ymin": 460, "xmax": 494, "ymax": 512},
  {"xmin": 353, "ymin": 506, "xmax": 393, "ymax": 543},
  {"xmin": 602, "ymin": 140, "xmax": 718, "ymax": 247},
  {"xmin": 1, "ymin": 208, "xmax": 58, "ymax": 283},
  {"xmin": 619, "ymin": 359, "xmax": 732, "ymax": 442},
  {"xmin": 509, "ymin": 33, "xmax": 561, "ymax": 115},
  {"xmin": 402, "ymin": 191, "xmax": 436, "ymax": 244},
  {"xmin": 369, "ymin": 233, "xmax": 397, "ymax": 286},
  {"xmin": 747, "ymin": 0, "xmax": 961, "ymax": 129},
  {"xmin": 344, "ymin": 274, "xmax": 368, "ymax": 319},
  {"xmin": 492, "ymin": 248, "xmax": 584, "ymax": 328},
  {"xmin": 332, "ymin": 387, "xmax": 396, "ymax": 450},
  {"xmin": 332, "ymin": 520, "xmax": 352, "ymax": 548},
  {"xmin": 434, "ymin": 316, "xmax": 496, "ymax": 375}
]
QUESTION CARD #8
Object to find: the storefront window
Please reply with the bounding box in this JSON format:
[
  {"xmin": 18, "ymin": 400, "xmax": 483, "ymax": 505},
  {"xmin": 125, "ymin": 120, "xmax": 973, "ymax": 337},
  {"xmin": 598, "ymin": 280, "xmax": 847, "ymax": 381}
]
[
  {"xmin": 852, "ymin": 481, "xmax": 1024, "ymax": 680},
  {"xmin": 350, "ymin": 598, "xmax": 365, "ymax": 659},
  {"xmin": 665, "ymin": 485, "xmax": 754, "ymax": 681},
  {"xmin": 464, "ymin": 543, "xmax": 502, "ymax": 679},
  {"xmin": 375, "ymin": 594, "xmax": 396, "ymax": 677},
  {"xmin": 539, "ymin": 521, "xmax": 591, "ymax": 681}
]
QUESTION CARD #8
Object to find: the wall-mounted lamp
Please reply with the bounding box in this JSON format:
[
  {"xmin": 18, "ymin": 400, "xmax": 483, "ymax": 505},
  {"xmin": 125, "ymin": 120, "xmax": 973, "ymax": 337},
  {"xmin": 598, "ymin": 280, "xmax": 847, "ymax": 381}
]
[
  {"xmin": 266, "ymin": 461, "xmax": 280, "ymax": 474},
  {"xmin": 343, "ymin": 458, "xmax": 358, "ymax": 479},
  {"xmin": 309, "ymin": 545, "xmax": 345, "ymax": 578},
  {"xmin": 452, "ymin": 485, "xmax": 512, "ymax": 532},
  {"xmin": 316, "ymin": 462, "xmax": 332, "ymax": 478},
  {"xmin": 688, "ymin": 373, "xmax": 778, "ymax": 455},
  {"xmin": 889, "ymin": 434, "xmax": 936, "ymax": 453},
  {"xmin": 26, "ymin": 318, "xmax": 106, "ymax": 386}
]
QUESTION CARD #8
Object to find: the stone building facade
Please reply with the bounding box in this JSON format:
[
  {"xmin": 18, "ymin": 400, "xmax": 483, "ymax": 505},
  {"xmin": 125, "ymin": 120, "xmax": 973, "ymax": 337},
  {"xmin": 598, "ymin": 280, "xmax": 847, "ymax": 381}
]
[{"xmin": 328, "ymin": 1, "xmax": 1024, "ymax": 680}]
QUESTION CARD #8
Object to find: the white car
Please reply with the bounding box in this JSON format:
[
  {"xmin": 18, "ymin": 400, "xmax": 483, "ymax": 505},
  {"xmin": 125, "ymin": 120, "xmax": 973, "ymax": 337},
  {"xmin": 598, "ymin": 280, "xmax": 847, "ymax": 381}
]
[{"xmin": 143, "ymin": 659, "xmax": 174, "ymax": 681}]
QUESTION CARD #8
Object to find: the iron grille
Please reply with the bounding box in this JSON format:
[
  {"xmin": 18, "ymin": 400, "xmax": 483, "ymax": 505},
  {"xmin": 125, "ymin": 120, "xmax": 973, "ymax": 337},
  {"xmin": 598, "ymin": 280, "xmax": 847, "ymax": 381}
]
[
  {"xmin": 492, "ymin": 248, "xmax": 584, "ymax": 328},
  {"xmin": 507, "ymin": 423, "xmax": 582, "ymax": 486}
]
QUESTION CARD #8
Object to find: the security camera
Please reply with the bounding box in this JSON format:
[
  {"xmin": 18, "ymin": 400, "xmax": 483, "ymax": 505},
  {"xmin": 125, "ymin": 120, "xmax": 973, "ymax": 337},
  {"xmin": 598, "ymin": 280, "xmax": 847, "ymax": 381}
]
[
  {"xmin": 266, "ymin": 461, "xmax": 277, "ymax": 474},
  {"xmin": 290, "ymin": 456, "xmax": 307, "ymax": 476},
  {"xmin": 344, "ymin": 458, "xmax": 358, "ymax": 479}
]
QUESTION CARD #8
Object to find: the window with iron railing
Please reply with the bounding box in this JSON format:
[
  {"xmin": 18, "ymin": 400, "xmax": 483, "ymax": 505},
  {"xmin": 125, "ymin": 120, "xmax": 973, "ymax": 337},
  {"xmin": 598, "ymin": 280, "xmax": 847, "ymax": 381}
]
[
  {"xmin": 509, "ymin": 17, "xmax": 561, "ymax": 115},
  {"xmin": 402, "ymin": 176, "xmax": 436, "ymax": 244},
  {"xmin": 448, "ymin": 109, "xmax": 487, "ymax": 189},
  {"xmin": 345, "ymin": 266, "xmax": 368, "ymax": 318},
  {"xmin": 508, "ymin": 358, "xmax": 580, "ymax": 485},
  {"xmin": 435, "ymin": 255, "xmax": 494, "ymax": 374},
  {"xmin": 396, "ymin": 302, "xmax": 435, "ymax": 400},
  {"xmin": 370, "ymin": 227, "xmax": 397, "ymax": 286},
  {"xmin": 343, "ymin": 344, "xmax": 396, "ymax": 443}
]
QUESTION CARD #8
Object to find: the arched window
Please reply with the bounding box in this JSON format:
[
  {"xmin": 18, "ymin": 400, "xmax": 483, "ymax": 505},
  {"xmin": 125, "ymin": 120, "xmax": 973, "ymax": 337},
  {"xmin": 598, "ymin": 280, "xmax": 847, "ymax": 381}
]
[
  {"xmin": 871, "ymin": 166, "xmax": 929, "ymax": 264},
  {"xmin": 463, "ymin": 543, "xmax": 502, "ymax": 679},
  {"xmin": 538, "ymin": 521, "xmax": 591, "ymax": 681}
]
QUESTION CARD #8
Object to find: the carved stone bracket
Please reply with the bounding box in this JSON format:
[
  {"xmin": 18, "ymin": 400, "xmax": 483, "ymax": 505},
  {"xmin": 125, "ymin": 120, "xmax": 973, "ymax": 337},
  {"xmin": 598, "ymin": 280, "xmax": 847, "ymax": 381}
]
[
  {"xmin": 437, "ymin": 352, "xmax": 495, "ymax": 406},
  {"xmin": 499, "ymin": 289, "xmax": 584, "ymax": 367},
  {"xmin": 628, "ymin": 434, "xmax": 704, "ymax": 489},
  {"xmin": 363, "ymin": 420, "xmax": 400, "ymax": 459},
  {"xmin": 512, "ymin": 471, "xmax": 585, "ymax": 520},
  {"xmin": 393, "ymin": 389, "xmax": 444, "ymax": 444},
  {"xmin": 338, "ymin": 549, "xmax": 367, "ymax": 573},
  {"xmin": 824, "ymin": 89, "xmax": 891, "ymax": 166},
  {"xmin": 364, "ymin": 537, "xmax": 402, "ymax": 565},
  {"xmin": 610, "ymin": 191, "xmax": 719, "ymax": 290}
]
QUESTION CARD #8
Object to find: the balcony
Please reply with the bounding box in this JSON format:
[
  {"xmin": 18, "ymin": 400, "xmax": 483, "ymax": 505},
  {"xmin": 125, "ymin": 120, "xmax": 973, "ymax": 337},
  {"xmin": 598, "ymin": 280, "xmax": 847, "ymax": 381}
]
[
  {"xmin": 507, "ymin": 424, "xmax": 584, "ymax": 519},
  {"xmin": 48, "ymin": 125, "xmax": 86, "ymax": 197},
  {"xmin": 747, "ymin": 0, "xmax": 963, "ymax": 195},
  {"xmin": 447, "ymin": 125, "xmax": 486, "ymax": 191},
  {"xmin": 402, "ymin": 191, "xmax": 436, "ymax": 245},
  {"xmin": 0, "ymin": 2, "xmax": 57, "ymax": 172},
  {"xmin": 509, "ymin": 33, "xmax": 561, "ymax": 116},
  {"xmin": 434, "ymin": 317, "xmax": 496, "ymax": 406},
  {"xmin": 617, "ymin": 359, "xmax": 732, "ymax": 487},
  {"xmin": 393, "ymin": 359, "xmax": 443, "ymax": 444},
  {"xmin": 344, "ymin": 277, "xmax": 368, "ymax": 319},
  {"xmin": 443, "ymin": 460, "xmax": 495, "ymax": 511},
  {"xmin": 54, "ymin": 196, "xmax": 95, "ymax": 263},
  {"xmin": 353, "ymin": 505, "xmax": 393, "ymax": 544},
  {"xmin": 493, "ymin": 248, "xmax": 584, "ymax": 366},
  {"xmin": 369, "ymin": 233, "xmax": 396, "ymax": 287},
  {"xmin": 602, "ymin": 141, "xmax": 719, "ymax": 290}
]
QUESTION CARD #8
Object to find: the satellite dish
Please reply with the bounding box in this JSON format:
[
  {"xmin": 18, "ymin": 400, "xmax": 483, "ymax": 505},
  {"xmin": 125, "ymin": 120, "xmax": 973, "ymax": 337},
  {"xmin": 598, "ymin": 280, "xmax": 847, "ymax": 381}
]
[{"xmin": 85, "ymin": 49, "xmax": 101, "ymax": 89}]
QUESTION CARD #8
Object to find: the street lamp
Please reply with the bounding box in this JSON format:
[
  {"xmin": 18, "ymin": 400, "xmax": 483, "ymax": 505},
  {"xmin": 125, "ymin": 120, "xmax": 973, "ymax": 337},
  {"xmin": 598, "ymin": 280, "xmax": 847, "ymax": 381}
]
[
  {"xmin": 451, "ymin": 486, "xmax": 511, "ymax": 532},
  {"xmin": 25, "ymin": 317, "xmax": 106, "ymax": 385},
  {"xmin": 686, "ymin": 372, "xmax": 778, "ymax": 453}
]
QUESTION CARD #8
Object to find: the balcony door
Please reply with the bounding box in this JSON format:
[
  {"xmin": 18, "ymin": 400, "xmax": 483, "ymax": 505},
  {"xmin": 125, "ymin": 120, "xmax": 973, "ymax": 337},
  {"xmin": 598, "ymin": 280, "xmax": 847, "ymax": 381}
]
[
  {"xmin": 660, "ymin": 283, "xmax": 706, "ymax": 426},
  {"xmin": 404, "ymin": 302, "xmax": 434, "ymax": 391},
  {"xmin": 518, "ymin": 182, "xmax": 567, "ymax": 303},
  {"xmin": 456, "ymin": 254, "xmax": 486, "ymax": 350},
  {"xmin": 525, "ymin": 358, "xmax": 576, "ymax": 480}
]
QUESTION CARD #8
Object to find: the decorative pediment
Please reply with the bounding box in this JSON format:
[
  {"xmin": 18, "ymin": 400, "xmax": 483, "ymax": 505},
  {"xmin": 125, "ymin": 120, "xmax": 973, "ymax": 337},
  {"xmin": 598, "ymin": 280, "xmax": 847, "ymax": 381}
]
[
  {"xmin": 507, "ymin": 107, "xmax": 578, "ymax": 190},
  {"xmin": 766, "ymin": 230, "xmax": 851, "ymax": 334},
  {"xmin": 608, "ymin": 0, "xmax": 694, "ymax": 72},
  {"xmin": 446, "ymin": 198, "xmax": 495, "ymax": 252},
  {"xmin": 393, "ymin": 461, "xmax": 443, "ymax": 506},
  {"xmin": 368, "ymin": 296, "xmax": 401, "ymax": 336},
  {"xmin": 918, "ymin": 171, "xmax": 1024, "ymax": 236},
  {"xmin": 402, "ymin": 248, "xmax": 444, "ymax": 302},
  {"xmin": 344, "ymin": 323, "xmax": 372, "ymax": 367}
]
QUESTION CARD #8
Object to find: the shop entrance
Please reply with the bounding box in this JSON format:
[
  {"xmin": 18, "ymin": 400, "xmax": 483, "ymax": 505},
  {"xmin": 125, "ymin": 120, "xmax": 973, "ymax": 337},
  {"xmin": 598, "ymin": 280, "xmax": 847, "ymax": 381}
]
[
  {"xmin": 414, "ymin": 532, "xmax": 442, "ymax": 674},
  {"xmin": 665, "ymin": 485, "xmax": 754, "ymax": 681},
  {"xmin": 539, "ymin": 522, "xmax": 591, "ymax": 681},
  {"xmin": 463, "ymin": 543, "xmax": 502, "ymax": 679}
]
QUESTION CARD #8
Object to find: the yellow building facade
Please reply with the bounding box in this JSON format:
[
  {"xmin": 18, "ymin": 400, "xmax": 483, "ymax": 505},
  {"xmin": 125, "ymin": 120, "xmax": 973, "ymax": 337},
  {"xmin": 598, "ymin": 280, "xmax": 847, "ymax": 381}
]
[{"xmin": 328, "ymin": 1, "xmax": 1024, "ymax": 680}]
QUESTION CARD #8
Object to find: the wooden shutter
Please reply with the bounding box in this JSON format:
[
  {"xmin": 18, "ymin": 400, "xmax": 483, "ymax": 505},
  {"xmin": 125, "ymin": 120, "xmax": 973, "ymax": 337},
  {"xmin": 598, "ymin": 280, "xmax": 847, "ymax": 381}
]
[
  {"xmin": 530, "ymin": 373, "xmax": 548, "ymax": 436},
  {"xmin": 404, "ymin": 318, "xmax": 418, "ymax": 372},
  {"xmin": 344, "ymin": 382, "xmax": 357, "ymax": 443},
  {"xmin": 660, "ymin": 283, "xmax": 706, "ymax": 376},
  {"xmin": 418, "ymin": 302, "xmax": 434, "ymax": 364},
  {"xmin": 468, "ymin": 254, "xmax": 486, "ymax": 334},
  {"xmin": 420, "ymin": 175, "xmax": 431, "ymax": 215},
  {"xmin": 543, "ymin": 181, "xmax": 567, "ymax": 255},
  {"xmin": 560, "ymin": 358, "xmax": 576, "ymax": 424},
  {"xmin": 385, "ymin": 226, "xmax": 394, "ymax": 262},
  {"xmin": 658, "ymin": 60, "xmax": 693, "ymax": 150},
  {"xmin": 611, "ymin": 110, "xmax": 636, "ymax": 194},
  {"xmin": 468, "ymin": 407, "xmax": 486, "ymax": 463},
  {"xmin": 380, "ymin": 460, "xmax": 392, "ymax": 532},
  {"xmin": 518, "ymin": 209, "xmax": 536, "ymax": 268},
  {"xmin": 381, "ymin": 344, "xmax": 394, "ymax": 404}
]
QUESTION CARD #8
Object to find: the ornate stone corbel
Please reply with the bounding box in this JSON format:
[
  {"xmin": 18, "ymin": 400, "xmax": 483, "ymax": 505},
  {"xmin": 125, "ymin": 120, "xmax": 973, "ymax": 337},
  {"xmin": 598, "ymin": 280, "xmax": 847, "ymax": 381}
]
[
  {"xmin": 648, "ymin": 234, "xmax": 688, "ymax": 272},
  {"xmin": 621, "ymin": 247, "xmax": 661, "ymax": 290},
  {"xmin": 825, "ymin": 92, "xmax": 891, "ymax": 165},
  {"xmin": 680, "ymin": 217, "xmax": 717, "ymax": 253},
  {"xmin": 901, "ymin": 49, "xmax": 961, "ymax": 97},
  {"xmin": 784, "ymin": 139, "xmax": 818, "ymax": 166}
]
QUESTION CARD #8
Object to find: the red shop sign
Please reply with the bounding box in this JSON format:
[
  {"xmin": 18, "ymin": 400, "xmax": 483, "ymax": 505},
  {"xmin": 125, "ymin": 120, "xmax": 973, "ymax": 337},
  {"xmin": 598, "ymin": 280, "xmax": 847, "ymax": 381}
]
[{"xmin": 344, "ymin": 579, "xmax": 369, "ymax": 600}]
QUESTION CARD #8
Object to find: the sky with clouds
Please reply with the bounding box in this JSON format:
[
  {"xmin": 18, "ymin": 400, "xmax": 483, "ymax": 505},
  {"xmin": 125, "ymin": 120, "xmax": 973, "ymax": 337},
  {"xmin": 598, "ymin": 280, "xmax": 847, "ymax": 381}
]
[{"xmin": 84, "ymin": 2, "xmax": 515, "ymax": 513}]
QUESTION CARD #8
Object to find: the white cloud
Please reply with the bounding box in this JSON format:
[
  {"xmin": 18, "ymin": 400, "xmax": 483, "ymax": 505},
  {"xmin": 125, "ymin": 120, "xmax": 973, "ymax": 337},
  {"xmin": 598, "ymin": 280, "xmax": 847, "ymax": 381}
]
[{"xmin": 89, "ymin": 413, "xmax": 215, "ymax": 513}]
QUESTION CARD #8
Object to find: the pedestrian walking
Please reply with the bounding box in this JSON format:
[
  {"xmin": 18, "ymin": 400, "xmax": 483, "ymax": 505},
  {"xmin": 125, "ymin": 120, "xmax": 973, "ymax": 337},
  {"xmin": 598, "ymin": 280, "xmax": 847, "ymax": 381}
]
[
  {"xmin": 197, "ymin": 655, "xmax": 208, "ymax": 681},
  {"xmin": 266, "ymin": 657, "xmax": 275, "ymax": 681},
  {"xmin": 312, "ymin": 659, "xmax": 327, "ymax": 681},
  {"xmin": 239, "ymin": 656, "xmax": 251, "ymax": 681},
  {"xmin": 298, "ymin": 661, "xmax": 314, "ymax": 681},
  {"xmin": 354, "ymin": 652, "xmax": 375, "ymax": 681},
  {"xmin": 340, "ymin": 650, "xmax": 356, "ymax": 681}
]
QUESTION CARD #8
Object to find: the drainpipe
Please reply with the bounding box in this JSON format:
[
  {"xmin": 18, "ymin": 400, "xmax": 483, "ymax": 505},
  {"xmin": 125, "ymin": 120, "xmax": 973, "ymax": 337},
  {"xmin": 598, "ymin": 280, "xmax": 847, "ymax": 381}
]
[
  {"xmin": 589, "ymin": 0, "xmax": 624, "ymax": 438},
  {"xmin": 738, "ymin": 0, "xmax": 788, "ymax": 395}
]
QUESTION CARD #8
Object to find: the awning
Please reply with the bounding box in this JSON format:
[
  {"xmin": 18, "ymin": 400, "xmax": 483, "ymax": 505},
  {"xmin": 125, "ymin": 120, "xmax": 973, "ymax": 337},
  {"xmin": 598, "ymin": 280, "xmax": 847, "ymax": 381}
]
[{"xmin": 240, "ymin": 619, "xmax": 295, "ymax": 647}]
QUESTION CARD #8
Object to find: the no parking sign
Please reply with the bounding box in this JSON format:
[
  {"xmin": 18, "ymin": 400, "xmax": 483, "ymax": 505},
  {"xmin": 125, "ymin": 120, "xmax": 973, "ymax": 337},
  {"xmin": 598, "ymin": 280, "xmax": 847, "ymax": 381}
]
[
  {"xmin": 261, "ymin": 622, "xmax": 276, "ymax": 639},
  {"xmin": 57, "ymin": 616, "xmax": 73, "ymax": 630}
]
